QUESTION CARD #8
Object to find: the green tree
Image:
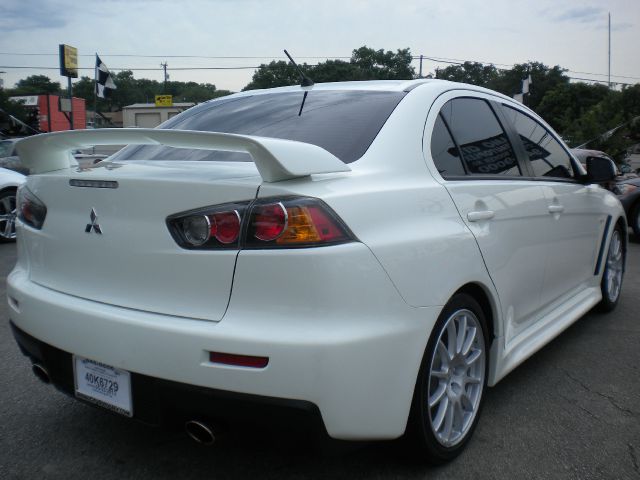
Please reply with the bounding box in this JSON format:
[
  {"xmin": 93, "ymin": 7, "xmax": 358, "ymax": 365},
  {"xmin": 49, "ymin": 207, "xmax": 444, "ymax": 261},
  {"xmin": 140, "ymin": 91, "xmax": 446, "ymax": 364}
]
[
  {"xmin": 11, "ymin": 75, "xmax": 62, "ymax": 95},
  {"xmin": 435, "ymin": 62, "xmax": 500, "ymax": 88},
  {"xmin": 243, "ymin": 46, "xmax": 416, "ymax": 91},
  {"xmin": 536, "ymin": 82, "xmax": 611, "ymax": 135},
  {"xmin": 243, "ymin": 60, "xmax": 301, "ymax": 90},
  {"xmin": 350, "ymin": 47, "xmax": 415, "ymax": 80}
]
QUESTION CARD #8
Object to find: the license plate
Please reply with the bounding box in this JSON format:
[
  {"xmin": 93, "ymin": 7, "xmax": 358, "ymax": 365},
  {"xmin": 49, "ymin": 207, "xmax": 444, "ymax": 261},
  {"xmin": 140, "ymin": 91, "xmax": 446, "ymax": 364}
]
[{"xmin": 73, "ymin": 356, "xmax": 133, "ymax": 417}]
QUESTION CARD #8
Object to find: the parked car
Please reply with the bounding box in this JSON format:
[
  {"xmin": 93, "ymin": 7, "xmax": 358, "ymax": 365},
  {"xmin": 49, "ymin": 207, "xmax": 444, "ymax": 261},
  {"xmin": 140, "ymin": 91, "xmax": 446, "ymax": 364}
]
[
  {"xmin": 624, "ymin": 144, "xmax": 640, "ymax": 174},
  {"xmin": 0, "ymin": 167, "xmax": 26, "ymax": 241},
  {"xmin": 9, "ymin": 80, "xmax": 626, "ymax": 463},
  {"xmin": 572, "ymin": 149, "xmax": 640, "ymax": 236}
]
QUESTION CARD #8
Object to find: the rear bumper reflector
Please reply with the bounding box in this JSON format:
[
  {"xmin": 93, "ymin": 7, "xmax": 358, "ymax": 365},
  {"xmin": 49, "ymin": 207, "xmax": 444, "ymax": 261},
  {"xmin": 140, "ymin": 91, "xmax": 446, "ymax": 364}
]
[{"xmin": 209, "ymin": 352, "xmax": 269, "ymax": 369}]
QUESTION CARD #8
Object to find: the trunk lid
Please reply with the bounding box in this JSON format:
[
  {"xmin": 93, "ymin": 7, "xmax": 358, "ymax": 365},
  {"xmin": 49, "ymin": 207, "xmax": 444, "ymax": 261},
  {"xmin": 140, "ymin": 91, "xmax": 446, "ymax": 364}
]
[{"xmin": 23, "ymin": 161, "xmax": 261, "ymax": 321}]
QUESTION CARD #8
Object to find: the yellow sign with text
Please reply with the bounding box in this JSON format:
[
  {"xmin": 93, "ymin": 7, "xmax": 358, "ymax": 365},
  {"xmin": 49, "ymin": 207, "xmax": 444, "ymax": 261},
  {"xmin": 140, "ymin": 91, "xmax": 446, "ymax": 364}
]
[
  {"xmin": 59, "ymin": 44, "xmax": 78, "ymax": 78},
  {"xmin": 155, "ymin": 95, "xmax": 173, "ymax": 107}
]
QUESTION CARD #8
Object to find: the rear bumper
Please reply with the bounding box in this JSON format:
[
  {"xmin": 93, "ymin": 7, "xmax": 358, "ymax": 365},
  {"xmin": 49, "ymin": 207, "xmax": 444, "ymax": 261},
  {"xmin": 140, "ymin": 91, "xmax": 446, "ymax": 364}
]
[
  {"xmin": 11, "ymin": 322, "xmax": 325, "ymax": 434},
  {"xmin": 7, "ymin": 244, "xmax": 440, "ymax": 440}
]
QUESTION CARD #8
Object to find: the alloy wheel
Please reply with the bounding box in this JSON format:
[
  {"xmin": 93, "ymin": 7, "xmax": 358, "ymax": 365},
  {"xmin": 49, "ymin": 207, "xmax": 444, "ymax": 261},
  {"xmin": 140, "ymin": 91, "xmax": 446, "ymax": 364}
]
[
  {"xmin": 0, "ymin": 192, "xmax": 17, "ymax": 240},
  {"xmin": 427, "ymin": 309, "xmax": 485, "ymax": 447},
  {"xmin": 604, "ymin": 230, "xmax": 624, "ymax": 302}
]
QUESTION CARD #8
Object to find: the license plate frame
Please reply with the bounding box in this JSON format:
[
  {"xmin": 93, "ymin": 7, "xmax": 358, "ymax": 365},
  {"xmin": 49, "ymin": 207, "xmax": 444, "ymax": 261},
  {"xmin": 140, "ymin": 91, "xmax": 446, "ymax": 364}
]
[{"xmin": 73, "ymin": 355, "xmax": 133, "ymax": 417}]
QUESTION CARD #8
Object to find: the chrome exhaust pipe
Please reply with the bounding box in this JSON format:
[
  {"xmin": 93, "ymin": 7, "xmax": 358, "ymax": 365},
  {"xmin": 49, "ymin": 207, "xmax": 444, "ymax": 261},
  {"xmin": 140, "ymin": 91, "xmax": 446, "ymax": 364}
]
[
  {"xmin": 185, "ymin": 420, "xmax": 216, "ymax": 446},
  {"xmin": 32, "ymin": 363, "xmax": 50, "ymax": 384}
]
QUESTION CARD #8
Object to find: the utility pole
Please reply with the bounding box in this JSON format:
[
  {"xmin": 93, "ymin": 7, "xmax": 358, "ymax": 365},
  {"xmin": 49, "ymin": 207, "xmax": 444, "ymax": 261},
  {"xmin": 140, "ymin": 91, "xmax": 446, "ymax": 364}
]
[
  {"xmin": 67, "ymin": 76, "xmax": 74, "ymax": 130},
  {"xmin": 419, "ymin": 55, "xmax": 424, "ymax": 78},
  {"xmin": 608, "ymin": 12, "xmax": 611, "ymax": 88},
  {"xmin": 161, "ymin": 62, "xmax": 168, "ymax": 93}
]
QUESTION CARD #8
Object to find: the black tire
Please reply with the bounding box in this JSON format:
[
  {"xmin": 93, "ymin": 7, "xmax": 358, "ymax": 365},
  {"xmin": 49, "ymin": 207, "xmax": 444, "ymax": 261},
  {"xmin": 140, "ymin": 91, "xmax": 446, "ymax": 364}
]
[
  {"xmin": 0, "ymin": 188, "xmax": 17, "ymax": 243},
  {"xmin": 406, "ymin": 293, "xmax": 489, "ymax": 464},
  {"xmin": 597, "ymin": 225, "xmax": 625, "ymax": 312}
]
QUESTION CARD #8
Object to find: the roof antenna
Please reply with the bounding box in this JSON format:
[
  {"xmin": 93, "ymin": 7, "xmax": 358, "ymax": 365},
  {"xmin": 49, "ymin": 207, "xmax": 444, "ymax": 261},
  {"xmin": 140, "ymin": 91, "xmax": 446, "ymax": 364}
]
[{"xmin": 284, "ymin": 49, "xmax": 314, "ymax": 87}]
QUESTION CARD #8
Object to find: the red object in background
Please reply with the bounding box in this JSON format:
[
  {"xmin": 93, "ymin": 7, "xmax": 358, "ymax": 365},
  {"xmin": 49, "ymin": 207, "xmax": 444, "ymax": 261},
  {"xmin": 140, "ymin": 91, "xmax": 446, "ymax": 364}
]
[{"xmin": 36, "ymin": 95, "xmax": 86, "ymax": 132}]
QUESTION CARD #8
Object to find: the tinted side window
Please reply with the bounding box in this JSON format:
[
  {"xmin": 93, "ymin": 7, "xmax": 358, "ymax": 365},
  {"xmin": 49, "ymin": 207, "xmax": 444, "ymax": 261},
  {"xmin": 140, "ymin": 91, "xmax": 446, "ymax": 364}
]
[
  {"xmin": 441, "ymin": 98, "xmax": 520, "ymax": 176},
  {"xmin": 430, "ymin": 115, "xmax": 465, "ymax": 176},
  {"xmin": 503, "ymin": 105, "xmax": 575, "ymax": 179}
]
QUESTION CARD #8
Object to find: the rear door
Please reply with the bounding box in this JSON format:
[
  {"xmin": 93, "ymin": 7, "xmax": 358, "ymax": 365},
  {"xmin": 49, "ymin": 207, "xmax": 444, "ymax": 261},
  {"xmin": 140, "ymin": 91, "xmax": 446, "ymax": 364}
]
[{"xmin": 425, "ymin": 93, "xmax": 550, "ymax": 344}]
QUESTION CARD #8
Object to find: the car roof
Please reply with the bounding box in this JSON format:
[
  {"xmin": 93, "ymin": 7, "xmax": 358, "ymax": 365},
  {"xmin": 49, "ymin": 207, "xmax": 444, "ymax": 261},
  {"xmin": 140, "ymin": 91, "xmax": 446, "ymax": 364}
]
[{"xmin": 205, "ymin": 79, "xmax": 517, "ymax": 104}]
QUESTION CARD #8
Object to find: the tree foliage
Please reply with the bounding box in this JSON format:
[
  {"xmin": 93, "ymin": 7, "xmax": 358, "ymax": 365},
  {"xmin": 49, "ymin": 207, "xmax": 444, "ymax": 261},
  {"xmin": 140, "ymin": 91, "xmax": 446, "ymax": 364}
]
[
  {"xmin": 243, "ymin": 46, "xmax": 416, "ymax": 90},
  {"xmin": 69, "ymin": 70, "xmax": 232, "ymax": 111},
  {"xmin": 12, "ymin": 75, "xmax": 62, "ymax": 95}
]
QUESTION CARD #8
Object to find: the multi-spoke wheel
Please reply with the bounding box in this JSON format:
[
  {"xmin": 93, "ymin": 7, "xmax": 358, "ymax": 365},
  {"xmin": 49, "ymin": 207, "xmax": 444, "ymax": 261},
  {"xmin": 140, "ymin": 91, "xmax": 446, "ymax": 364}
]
[
  {"xmin": 597, "ymin": 226, "xmax": 625, "ymax": 312},
  {"xmin": 0, "ymin": 189, "xmax": 17, "ymax": 243},
  {"xmin": 408, "ymin": 293, "xmax": 488, "ymax": 463}
]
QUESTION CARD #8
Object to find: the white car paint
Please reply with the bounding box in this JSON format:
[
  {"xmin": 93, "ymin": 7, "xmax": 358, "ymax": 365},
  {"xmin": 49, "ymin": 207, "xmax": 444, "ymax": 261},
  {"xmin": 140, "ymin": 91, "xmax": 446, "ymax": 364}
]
[
  {"xmin": 7, "ymin": 79, "xmax": 626, "ymax": 442},
  {"xmin": 0, "ymin": 166, "xmax": 25, "ymax": 190}
]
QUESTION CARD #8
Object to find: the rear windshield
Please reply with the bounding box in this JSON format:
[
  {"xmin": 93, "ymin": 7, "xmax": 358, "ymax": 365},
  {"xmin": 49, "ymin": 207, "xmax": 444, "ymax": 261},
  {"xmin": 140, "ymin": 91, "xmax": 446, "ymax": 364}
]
[{"xmin": 112, "ymin": 90, "xmax": 405, "ymax": 164}]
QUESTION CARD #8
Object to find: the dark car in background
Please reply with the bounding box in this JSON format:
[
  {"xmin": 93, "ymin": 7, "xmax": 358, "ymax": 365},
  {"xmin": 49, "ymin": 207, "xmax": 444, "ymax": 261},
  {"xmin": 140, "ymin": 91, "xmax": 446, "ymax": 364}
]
[{"xmin": 572, "ymin": 148, "xmax": 640, "ymax": 236}]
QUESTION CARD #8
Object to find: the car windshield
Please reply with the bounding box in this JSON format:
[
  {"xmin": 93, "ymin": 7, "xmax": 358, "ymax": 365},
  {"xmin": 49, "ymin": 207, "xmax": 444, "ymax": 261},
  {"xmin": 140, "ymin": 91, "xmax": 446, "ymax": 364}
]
[{"xmin": 111, "ymin": 90, "xmax": 406, "ymax": 164}]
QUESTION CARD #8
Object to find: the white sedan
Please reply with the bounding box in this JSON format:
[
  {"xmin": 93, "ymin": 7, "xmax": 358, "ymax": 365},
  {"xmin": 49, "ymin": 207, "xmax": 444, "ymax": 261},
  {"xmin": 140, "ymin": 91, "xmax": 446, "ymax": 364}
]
[{"xmin": 8, "ymin": 80, "xmax": 626, "ymax": 463}]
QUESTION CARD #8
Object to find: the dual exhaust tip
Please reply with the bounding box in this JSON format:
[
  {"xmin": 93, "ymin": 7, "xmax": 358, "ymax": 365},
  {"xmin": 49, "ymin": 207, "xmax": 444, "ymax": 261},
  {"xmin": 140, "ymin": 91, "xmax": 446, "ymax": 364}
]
[{"xmin": 32, "ymin": 362, "xmax": 217, "ymax": 446}]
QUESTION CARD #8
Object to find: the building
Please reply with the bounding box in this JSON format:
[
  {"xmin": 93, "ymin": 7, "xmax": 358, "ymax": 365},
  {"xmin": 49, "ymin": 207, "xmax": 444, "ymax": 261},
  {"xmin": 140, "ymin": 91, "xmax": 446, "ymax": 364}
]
[
  {"xmin": 10, "ymin": 95, "xmax": 86, "ymax": 132},
  {"xmin": 122, "ymin": 103, "xmax": 194, "ymax": 128}
]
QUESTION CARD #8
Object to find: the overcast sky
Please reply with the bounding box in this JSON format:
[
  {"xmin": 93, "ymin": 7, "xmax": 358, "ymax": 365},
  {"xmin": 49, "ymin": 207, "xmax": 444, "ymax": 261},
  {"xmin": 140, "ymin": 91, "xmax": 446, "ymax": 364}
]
[{"xmin": 0, "ymin": 0, "xmax": 638, "ymax": 92}]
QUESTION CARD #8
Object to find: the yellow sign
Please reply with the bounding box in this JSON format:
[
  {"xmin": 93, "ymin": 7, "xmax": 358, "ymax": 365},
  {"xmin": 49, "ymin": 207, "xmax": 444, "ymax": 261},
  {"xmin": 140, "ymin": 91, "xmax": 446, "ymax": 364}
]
[
  {"xmin": 59, "ymin": 44, "xmax": 78, "ymax": 78},
  {"xmin": 155, "ymin": 95, "xmax": 173, "ymax": 107}
]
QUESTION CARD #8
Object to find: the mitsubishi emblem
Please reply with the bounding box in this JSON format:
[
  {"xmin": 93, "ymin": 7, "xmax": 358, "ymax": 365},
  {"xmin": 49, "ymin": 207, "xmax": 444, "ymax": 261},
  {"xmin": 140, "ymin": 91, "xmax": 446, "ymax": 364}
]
[{"xmin": 85, "ymin": 208, "xmax": 102, "ymax": 234}]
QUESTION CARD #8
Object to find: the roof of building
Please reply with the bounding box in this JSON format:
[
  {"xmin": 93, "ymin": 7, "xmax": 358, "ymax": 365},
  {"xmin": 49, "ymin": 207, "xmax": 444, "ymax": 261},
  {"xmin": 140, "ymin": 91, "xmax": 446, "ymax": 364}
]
[{"xmin": 123, "ymin": 103, "xmax": 195, "ymax": 109}]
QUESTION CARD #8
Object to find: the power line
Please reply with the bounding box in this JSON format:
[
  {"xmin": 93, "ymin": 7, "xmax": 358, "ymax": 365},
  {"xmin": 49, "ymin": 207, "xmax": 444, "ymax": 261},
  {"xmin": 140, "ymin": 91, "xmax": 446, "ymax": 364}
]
[
  {"xmin": 0, "ymin": 52, "xmax": 349, "ymax": 59},
  {"xmin": 2, "ymin": 51, "xmax": 639, "ymax": 81}
]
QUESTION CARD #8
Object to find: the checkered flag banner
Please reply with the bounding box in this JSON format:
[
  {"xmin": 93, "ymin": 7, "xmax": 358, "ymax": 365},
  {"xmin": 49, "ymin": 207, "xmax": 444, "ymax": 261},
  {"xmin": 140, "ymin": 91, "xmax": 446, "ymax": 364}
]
[{"xmin": 95, "ymin": 55, "xmax": 117, "ymax": 99}]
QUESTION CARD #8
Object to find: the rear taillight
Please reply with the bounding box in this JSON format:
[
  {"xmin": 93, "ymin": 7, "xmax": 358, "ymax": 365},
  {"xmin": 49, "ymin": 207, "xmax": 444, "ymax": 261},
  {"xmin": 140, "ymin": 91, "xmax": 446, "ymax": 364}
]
[
  {"xmin": 167, "ymin": 197, "xmax": 354, "ymax": 250},
  {"xmin": 17, "ymin": 186, "xmax": 47, "ymax": 230},
  {"xmin": 167, "ymin": 202, "xmax": 249, "ymax": 249},
  {"xmin": 246, "ymin": 197, "xmax": 353, "ymax": 248}
]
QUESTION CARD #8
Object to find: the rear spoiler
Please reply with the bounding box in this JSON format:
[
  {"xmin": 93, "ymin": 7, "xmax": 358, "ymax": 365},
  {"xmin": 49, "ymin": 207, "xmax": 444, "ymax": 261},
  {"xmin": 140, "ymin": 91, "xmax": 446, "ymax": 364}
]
[{"xmin": 15, "ymin": 128, "xmax": 351, "ymax": 182}]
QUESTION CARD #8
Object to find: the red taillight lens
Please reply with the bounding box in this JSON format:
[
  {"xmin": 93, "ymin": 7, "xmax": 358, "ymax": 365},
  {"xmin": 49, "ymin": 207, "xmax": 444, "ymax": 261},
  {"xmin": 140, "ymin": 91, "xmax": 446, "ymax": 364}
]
[
  {"xmin": 246, "ymin": 197, "xmax": 353, "ymax": 248},
  {"xmin": 209, "ymin": 352, "xmax": 269, "ymax": 369},
  {"xmin": 167, "ymin": 202, "xmax": 249, "ymax": 249},
  {"xmin": 212, "ymin": 211, "xmax": 241, "ymax": 244},
  {"xmin": 17, "ymin": 186, "xmax": 47, "ymax": 230},
  {"xmin": 252, "ymin": 203, "xmax": 287, "ymax": 241}
]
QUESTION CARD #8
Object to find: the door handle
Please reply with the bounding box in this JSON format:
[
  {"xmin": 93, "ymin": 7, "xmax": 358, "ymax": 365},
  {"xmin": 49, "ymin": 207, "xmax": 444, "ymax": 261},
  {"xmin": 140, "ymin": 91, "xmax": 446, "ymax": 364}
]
[
  {"xmin": 548, "ymin": 205, "xmax": 565, "ymax": 214},
  {"xmin": 467, "ymin": 210, "xmax": 495, "ymax": 222}
]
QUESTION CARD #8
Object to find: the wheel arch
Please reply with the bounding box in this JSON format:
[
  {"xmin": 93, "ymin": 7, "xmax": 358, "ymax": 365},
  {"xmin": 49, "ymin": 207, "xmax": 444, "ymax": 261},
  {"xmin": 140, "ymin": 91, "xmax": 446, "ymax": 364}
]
[
  {"xmin": 0, "ymin": 185, "xmax": 18, "ymax": 195},
  {"xmin": 453, "ymin": 282, "xmax": 499, "ymax": 347}
]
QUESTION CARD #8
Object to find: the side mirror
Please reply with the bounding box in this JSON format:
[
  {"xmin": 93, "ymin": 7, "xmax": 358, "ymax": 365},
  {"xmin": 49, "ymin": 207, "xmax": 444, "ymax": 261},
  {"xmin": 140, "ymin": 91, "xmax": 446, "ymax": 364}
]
[{"xmin": 585, "ymin": 156, "xmax": 616, "ymax": 184}]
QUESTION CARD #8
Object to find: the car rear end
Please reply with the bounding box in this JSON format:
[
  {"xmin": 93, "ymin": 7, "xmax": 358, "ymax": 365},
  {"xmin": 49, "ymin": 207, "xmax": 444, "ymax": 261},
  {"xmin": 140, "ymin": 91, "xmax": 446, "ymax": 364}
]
[{"xmin": 8, "ymin": 84, "xmax": 440, "ymax": 440}]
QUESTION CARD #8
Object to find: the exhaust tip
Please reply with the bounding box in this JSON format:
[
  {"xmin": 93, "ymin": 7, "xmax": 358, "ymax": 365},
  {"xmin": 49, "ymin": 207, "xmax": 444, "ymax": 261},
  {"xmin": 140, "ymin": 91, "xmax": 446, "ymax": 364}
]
[
  {"xmin": 32, "ymin": 363, "xmax": 50, "ymax": 384},
  {"xmin": 185, "ymin": 420, "xmax": 216, "ymax": 446}
]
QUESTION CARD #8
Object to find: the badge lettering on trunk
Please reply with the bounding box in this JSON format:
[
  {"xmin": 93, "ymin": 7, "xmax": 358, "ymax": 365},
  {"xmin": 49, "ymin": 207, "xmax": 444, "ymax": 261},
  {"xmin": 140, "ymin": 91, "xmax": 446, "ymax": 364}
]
[{"xmin": 85, "ymin": 208, "xmax": 102, "ymax": 234}]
